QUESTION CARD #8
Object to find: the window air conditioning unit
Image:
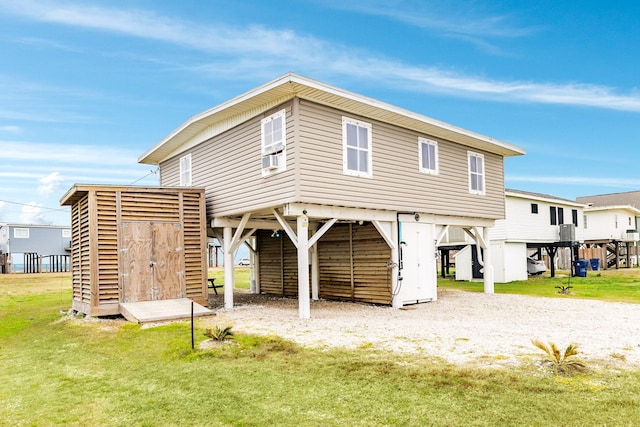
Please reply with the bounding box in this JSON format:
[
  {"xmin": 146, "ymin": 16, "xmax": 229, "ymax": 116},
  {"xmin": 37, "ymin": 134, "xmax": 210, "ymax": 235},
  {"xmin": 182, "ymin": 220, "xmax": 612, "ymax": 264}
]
[
  {"xmin": 625, "ymin": 229, "xmax": 639, "ymax": 242},
  {"xmin": 559, "ymin": 223, "xmax": 575, "ymax": 242},
  {"xmin": 262, "ymin": 154, "xmax": 279, "ymax": 170}
]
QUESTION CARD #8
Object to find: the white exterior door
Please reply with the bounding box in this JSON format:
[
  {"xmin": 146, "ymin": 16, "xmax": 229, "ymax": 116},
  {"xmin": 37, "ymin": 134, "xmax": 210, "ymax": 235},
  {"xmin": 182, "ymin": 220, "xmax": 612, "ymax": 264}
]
[{"xmin": 398, "ymin": 221, "xmax": 437, "ymax": 304}]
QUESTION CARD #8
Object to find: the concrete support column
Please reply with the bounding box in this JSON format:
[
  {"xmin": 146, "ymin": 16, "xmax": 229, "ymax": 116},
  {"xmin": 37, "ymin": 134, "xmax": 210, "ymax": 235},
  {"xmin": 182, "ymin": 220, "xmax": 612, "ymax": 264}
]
[
  {"xmin": 483, "ymin": 226, "xmax": 494, "ymax": 294},
  {"xmin": 223, "ymin": 226, "xmax": 235, "ymax": 309},
  {"xmin": 297, "ymin": 215, "xmax": 310, "ymax": 319}
]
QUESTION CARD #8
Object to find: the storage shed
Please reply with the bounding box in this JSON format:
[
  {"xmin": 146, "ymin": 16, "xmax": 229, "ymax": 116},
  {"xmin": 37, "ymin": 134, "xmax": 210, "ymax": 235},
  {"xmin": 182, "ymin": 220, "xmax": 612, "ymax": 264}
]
[{"xmin": 60, "ymin": 185, "xmax": 208, "ymax": 318}]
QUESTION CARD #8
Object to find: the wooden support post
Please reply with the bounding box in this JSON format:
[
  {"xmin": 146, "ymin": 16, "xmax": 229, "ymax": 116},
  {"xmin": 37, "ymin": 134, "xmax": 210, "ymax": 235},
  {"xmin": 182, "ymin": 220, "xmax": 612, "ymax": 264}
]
[{"xmin": 297, "ymin": 215, "xmax": 310, "ymax": 319}]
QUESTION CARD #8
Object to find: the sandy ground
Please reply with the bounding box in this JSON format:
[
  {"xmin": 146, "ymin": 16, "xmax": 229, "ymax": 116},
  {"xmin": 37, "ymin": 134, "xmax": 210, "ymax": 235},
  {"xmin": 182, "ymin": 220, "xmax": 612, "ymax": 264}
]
[{"xmin": 202, "ymin": 289, "xmax": 640, "ymax": 368}]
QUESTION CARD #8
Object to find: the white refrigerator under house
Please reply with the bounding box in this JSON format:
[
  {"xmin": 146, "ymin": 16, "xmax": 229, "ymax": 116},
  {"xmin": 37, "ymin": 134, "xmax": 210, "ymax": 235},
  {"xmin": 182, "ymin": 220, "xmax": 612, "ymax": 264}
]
[{"xmin": 395, "ymin": 216, "xmax": 438, "ymax": 305}]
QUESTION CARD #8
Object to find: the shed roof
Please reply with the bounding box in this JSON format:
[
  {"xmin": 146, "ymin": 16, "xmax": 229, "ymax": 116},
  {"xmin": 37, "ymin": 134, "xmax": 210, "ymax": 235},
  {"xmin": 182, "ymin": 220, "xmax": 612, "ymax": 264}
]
[
  {"xmin": 139, "ymin": 73, "xmax": 525, "ymax": 165},
  {"xmin": 60, "ymin": 184, "xmax": 205, "ymax": 207}
]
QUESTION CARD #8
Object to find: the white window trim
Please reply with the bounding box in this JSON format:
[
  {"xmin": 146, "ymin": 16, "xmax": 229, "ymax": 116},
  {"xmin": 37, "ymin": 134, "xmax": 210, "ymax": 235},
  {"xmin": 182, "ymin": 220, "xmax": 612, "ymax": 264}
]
[
  {"xmin": 418, "ymin": 137, "xmax": 438, "ymax": 175},
  {"xmin": 62, "ymin": 229, "xmax": 71, "ymax": 238},
  {"xmin": 179, "ymin": 153, "xmax": 192, "ymax": 186},
  {"xmin": 342, "ymin": 117, "xmax": 372, "ymax": 178},
  {"xmin": 261, "ymin": 109, "xmax": 287, "ymax": 176},
  {"xmin": 468, "ymin": 151, "xmax": 486, "ymax": 195},
  {"xmin": 14, "ymin": 228, "xmax": 29, "ymax": 239}
]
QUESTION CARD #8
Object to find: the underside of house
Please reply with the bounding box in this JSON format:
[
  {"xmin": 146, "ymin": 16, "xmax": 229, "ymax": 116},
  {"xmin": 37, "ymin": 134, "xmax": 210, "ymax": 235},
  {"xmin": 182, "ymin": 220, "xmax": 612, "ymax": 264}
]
[{"xmin": 209, "ymin": 202, "xmax": 498, "ymax": 318}]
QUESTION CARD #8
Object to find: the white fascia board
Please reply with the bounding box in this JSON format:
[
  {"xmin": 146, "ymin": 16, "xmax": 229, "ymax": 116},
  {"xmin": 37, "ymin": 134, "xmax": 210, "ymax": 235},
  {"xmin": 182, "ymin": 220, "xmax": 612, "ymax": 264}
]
[
  {"xmin": 283, "ymin": 203, "xmax": 397, "ymax": 222},
  {"xmin": 584, "ymin": 205, "xmax": 640, "ymax": 215},
  {"xmin": 398, "ymin": 213, "xmax": 495, "ymax": 228}
]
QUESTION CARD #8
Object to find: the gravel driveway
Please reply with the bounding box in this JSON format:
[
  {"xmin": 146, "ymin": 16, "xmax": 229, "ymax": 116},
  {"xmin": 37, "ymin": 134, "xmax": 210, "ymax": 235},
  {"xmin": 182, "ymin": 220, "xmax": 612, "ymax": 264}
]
[{"xmin": 205, "ymin": 289, "xmax": 640, "ymax": 368}]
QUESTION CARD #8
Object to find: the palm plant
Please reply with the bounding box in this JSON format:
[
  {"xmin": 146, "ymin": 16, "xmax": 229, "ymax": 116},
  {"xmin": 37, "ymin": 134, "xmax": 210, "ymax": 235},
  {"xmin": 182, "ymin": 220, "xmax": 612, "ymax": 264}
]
[
  {"xmin": 204, "ymin": 325, "xmax": 234, "ymax": 341},
  {"xmin": 531, "ymin": 340, "xmax": 587, "ymax": 375}
]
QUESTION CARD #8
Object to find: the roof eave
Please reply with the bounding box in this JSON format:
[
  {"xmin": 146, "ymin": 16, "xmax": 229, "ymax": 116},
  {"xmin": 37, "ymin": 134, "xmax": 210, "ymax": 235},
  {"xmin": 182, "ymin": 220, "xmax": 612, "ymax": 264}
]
[{"xmin": 139, "ymin": 72, "xmax": 525, "ymax": 165}]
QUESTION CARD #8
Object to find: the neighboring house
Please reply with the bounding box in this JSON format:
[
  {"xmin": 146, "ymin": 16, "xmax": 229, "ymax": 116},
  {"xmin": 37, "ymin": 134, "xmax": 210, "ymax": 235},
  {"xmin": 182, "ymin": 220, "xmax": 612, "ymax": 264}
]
[
  {"xmin": 577, "ymin": 190, "xmax": 640, "ymax": 210},
  {"xmin": 445, "ymin": 189, "xmax": 585, "ymax": 282},
  {"xmin": 581, "ymin": 205, "xmax": 640, "ymax": 268},
  {"xmin": 577, "ymin": 191, "xmax": 640, "ymax": 268},
  {"xmin": 0, "ymin": 223, "xmax": 71, "ymax": 273},
  {"xmin": 139, "ymin": 73, "xmax": 525, "ymax": 318}
]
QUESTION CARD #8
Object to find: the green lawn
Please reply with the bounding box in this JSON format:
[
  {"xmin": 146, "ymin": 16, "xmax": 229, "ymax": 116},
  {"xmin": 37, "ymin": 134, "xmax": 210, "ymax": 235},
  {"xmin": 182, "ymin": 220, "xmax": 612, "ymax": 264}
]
[
  {"xmin": 208, "ymin": 267, "xmax": 251, "ymax": 290},
  {"xmin": 2, "ymin": 272, "xmax": 640, "ymax": 425},
  {"xmin": 439, "ymin": 267, "xmax": 640, "ymax": 303}
]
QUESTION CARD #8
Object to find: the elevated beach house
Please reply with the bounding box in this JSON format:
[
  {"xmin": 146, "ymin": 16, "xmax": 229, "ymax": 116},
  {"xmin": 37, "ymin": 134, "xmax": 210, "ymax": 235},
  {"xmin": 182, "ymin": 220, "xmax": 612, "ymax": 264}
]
[
  {"xmin": 139, "ymin": 73, "xmax": 525, "ymax": 318},
  {"xmin": 446, "ymin": 189, "xmax": 585, "ymax": 282}
]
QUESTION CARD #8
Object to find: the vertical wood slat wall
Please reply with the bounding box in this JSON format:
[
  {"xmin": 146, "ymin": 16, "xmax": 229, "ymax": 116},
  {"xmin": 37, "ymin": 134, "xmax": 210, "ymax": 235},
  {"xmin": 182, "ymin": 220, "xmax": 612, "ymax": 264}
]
[
  {"xmin": 64, "ymin": 185, "xmax": 207, "ymax": 316},
  {"xmin": 257, "ymin": 223, "xmax": 391, "ymax": 305}
]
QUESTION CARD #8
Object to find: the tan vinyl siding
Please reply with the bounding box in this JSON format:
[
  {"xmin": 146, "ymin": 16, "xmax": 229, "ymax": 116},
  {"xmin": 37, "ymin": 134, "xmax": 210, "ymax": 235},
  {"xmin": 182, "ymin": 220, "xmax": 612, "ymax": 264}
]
[
  {"xmin": 297, "ymin": 100, "xmax": 505, "ymax": 219},
  {"xmin": 160, "ymin": 102, "xmax": 297, "ymax": 218},
  {"xmin": 159, "ymin": 98, "xmax": 505, "ymax": 219}
]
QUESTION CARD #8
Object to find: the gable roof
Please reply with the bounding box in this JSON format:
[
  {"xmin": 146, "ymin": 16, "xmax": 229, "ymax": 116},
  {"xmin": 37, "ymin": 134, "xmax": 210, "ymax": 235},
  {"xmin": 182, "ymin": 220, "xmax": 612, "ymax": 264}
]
[
  {"xmin": 506, "ymin": 188, "xmax": 585, "ymax": 207},
  {"xmin": 577, "ymin": 190, "xmax": 640, "ymax": 209},
  {"xmin": 139, "ymin": 72, "xmax": 525, "ymax": 165}
]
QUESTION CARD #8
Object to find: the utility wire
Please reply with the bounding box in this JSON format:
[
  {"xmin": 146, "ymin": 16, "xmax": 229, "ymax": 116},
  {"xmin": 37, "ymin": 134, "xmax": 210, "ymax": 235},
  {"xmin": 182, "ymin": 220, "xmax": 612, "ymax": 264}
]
[
  {"xmin": 0, "ymin": 199, "xmax": 68, "ymax": 212},
  {"xmin": 130, "ymin": 168, "xmax": 159, "ymax": 185}
]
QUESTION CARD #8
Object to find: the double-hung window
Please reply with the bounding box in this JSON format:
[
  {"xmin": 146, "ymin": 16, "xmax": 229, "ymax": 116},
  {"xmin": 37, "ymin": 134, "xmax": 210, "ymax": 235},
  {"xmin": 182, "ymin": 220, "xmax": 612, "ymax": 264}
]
[
  {"xmin": 419, "ymin": 138, "xmax": 438, "ymax": 175},
  {"xmin": 179, "ymin": 154, "xmax": 192, "ymax": 186},
  {"xmin": 261, "ymin": 109, "xmax": 286, "ymax": 175},
  {"xmin": 342, "ymin": 117, "xmax": 372, "ymax": 178},
  {"xmin": 468, "ymin": 151, "xmax": 485, "ymax": 195}
]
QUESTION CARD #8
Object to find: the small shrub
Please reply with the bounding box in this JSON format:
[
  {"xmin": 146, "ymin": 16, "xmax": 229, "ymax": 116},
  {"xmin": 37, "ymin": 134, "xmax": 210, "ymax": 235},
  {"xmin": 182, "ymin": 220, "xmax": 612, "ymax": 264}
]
[
  {"xmin": 204, "ymin": 325, "xmax": 234, "ymax": 341},
  {"xmin": 555, "ymin": 285, "xmax": 573, "ymax": 294},
  {"xmin": 531, "ymin": 340, "xmax": 587, "ymax": 376}
]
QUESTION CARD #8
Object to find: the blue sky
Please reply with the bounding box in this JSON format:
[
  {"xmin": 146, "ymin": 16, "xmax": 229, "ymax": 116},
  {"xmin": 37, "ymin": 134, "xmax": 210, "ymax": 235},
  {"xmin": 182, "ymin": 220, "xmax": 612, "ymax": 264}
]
[{"xmin": 1, "ymin": 0, "xmax": 639, "ymax": 226}]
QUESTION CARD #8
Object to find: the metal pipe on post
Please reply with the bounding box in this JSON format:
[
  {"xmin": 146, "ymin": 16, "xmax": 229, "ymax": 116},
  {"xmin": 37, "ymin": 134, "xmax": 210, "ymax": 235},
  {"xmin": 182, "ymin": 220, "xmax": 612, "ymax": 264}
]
[{"xmin": 191, "ymin": 301, "xmax": 194, "ymax": 350}]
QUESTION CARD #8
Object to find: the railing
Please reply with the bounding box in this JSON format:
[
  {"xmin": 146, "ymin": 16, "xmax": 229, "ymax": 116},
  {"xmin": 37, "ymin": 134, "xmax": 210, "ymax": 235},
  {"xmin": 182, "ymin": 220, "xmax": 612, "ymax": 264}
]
[{"xmin": 22, "ymin": 253, "xmax": 71, "ymax": 273}]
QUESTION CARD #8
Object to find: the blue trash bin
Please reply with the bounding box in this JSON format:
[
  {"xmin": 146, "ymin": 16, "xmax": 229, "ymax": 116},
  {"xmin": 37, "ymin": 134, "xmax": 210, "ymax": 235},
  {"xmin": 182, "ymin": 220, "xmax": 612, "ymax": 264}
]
[
  {"xmin": 574, "ymin": 259, "xmax": 588, "ymax": 277},
  {"xmin": 589, "ymin": 258, "xmax": 600, "ymax": 271}
]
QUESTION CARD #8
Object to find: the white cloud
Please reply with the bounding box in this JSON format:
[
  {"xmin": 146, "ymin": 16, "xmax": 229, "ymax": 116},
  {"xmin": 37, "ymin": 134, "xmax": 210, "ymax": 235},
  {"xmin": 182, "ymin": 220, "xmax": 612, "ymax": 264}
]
[
  {"xmin": 0, "ymin": 125, "xmax": 21, "ymax": 133},
  {"xmin": 37, "ymin": 172, "xmax": 64, "ymax": 197},
  {"xmin": 20, "ymin": 202, "xmax": 47, "ymax": 224},
  {"xmin": 0, "ymin": 141, "xmax": 141, "ymax": 166},
  {"xmin": 320, "ymin": 0, "xmax": 537, "ymax": 39},
  {"xmin": 1, "ymin": 0, "xmax": 639, "ymax": 112}
]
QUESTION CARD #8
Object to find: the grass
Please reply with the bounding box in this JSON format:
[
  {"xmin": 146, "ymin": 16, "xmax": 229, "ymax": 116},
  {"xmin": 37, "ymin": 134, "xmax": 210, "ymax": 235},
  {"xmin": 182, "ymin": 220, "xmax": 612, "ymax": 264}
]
[
  {"xmin": 2, "ymin": 272, "xmax": 640, "ymax": 425},
  {"xmin": 439, "ymin": 267, "xmax": 640, "ymax": 303},
  {"xmin": 208, "ymin": 267, "xmax": 251, "ymax": 290}
]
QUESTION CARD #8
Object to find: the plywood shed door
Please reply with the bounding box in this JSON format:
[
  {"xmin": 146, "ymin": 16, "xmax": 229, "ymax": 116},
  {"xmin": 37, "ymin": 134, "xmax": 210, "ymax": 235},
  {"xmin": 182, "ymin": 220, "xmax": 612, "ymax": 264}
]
[{"xmin": 121, "ymin": 221, "xmax": 185, "ymax": 303}]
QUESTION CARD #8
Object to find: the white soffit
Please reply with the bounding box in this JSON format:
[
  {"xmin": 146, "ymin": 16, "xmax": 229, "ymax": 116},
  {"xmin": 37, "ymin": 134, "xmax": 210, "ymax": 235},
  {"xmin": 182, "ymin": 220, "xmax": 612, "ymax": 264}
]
[{"xmin": 139, "ymin": 73, "xmax": 526, "ymax": 165}]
